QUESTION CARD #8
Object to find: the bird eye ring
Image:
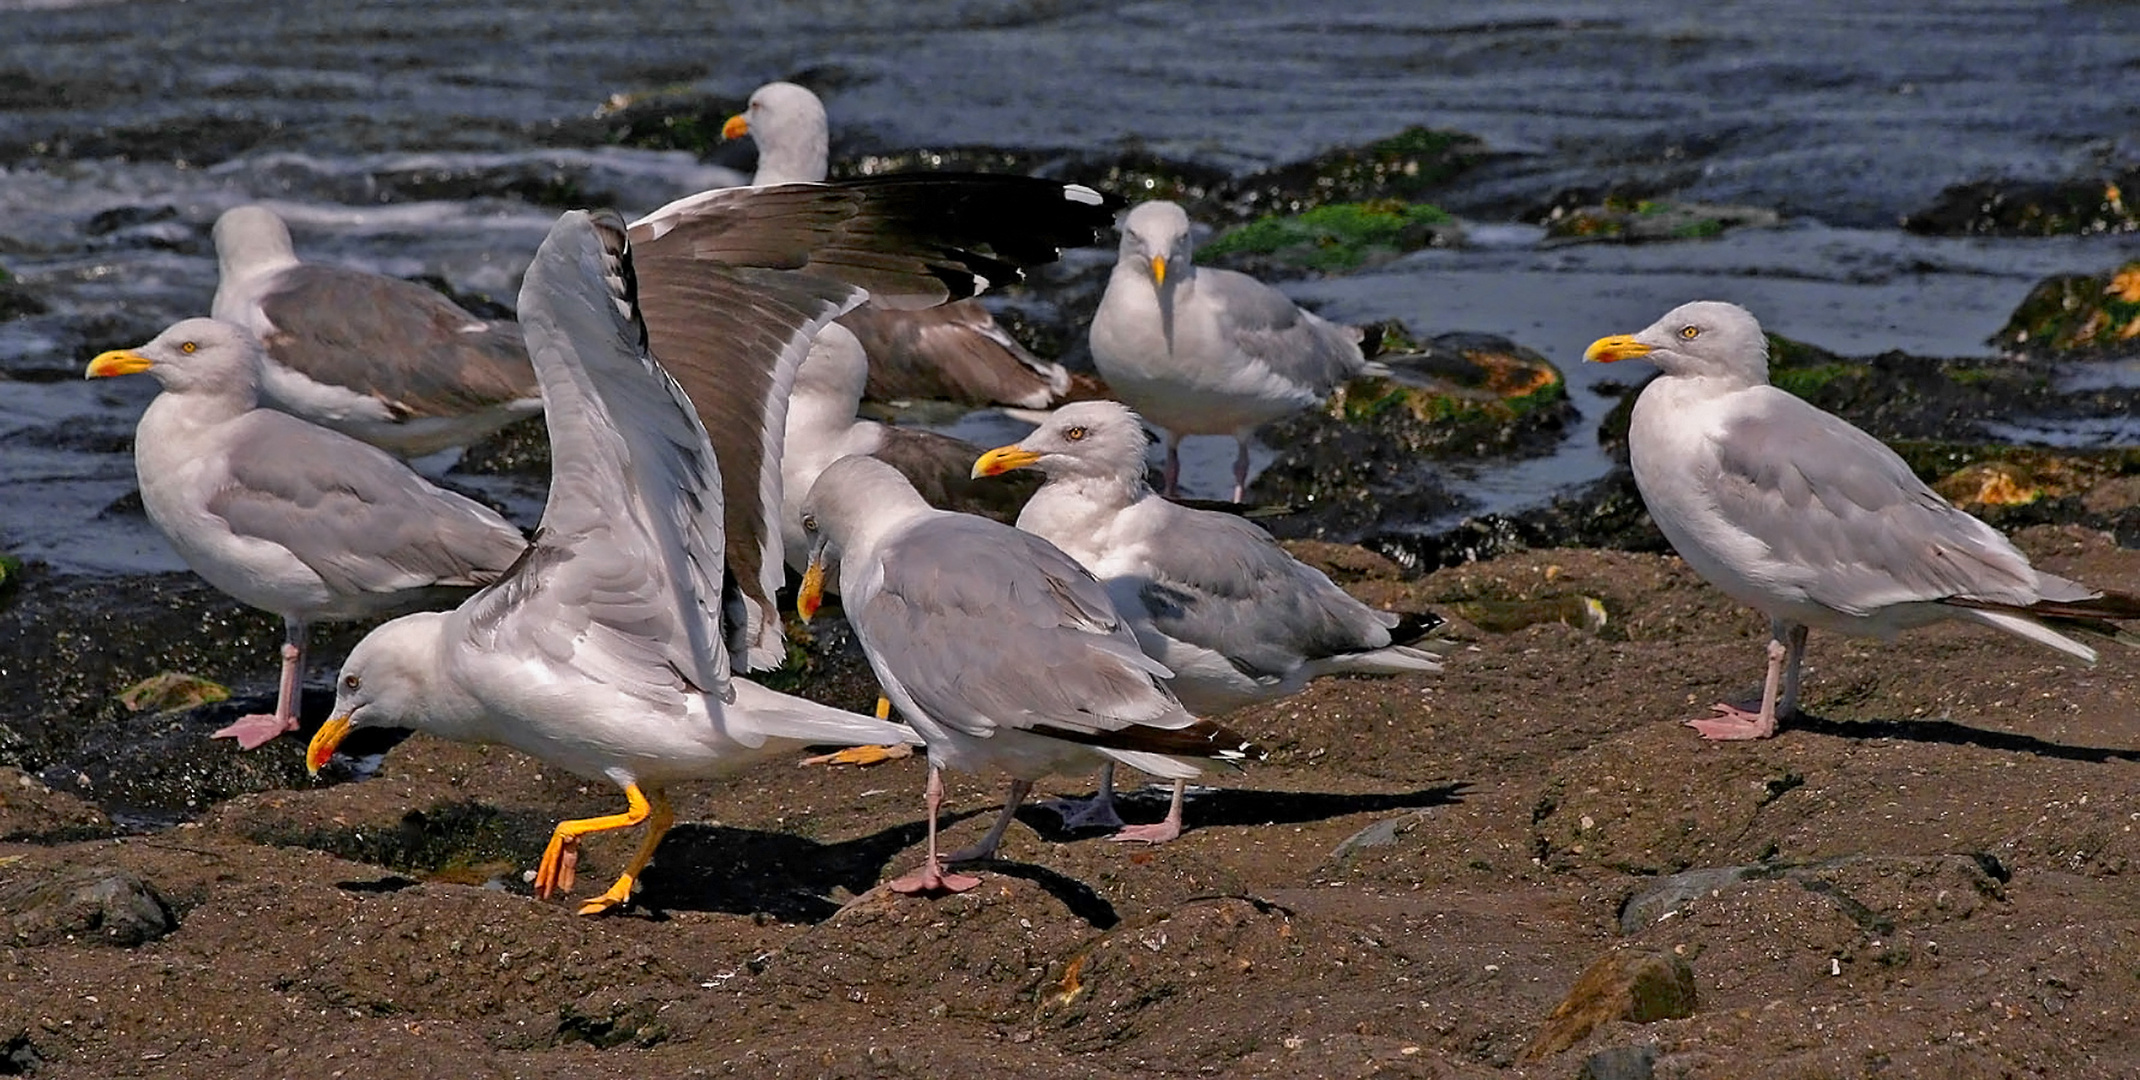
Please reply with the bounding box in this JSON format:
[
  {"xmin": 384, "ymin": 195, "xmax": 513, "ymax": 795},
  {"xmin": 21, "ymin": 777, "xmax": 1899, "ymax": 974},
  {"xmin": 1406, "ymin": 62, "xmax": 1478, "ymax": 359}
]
[
  {"xmin": 1065, "ymin": 426, "xmax": 1087, "ymax": 441},
  {"xmin": 1678, "ymin": 326, "xmax": 1700, "ymax": 340},
  {"xmin": 801, "ymin": 513, "xmax": 818, "ymax": 533},
  {"xmin": 180, "ymin": 341, "xmax": 198, "ymax": 353},
  {"xmin": 342, "ymin": 674, "xmax": 361, "ymax": 692}
]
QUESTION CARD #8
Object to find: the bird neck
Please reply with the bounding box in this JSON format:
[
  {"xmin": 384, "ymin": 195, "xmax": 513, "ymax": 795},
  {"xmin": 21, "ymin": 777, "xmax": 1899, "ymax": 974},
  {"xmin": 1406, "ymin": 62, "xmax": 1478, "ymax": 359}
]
[{"xmin": 751, "ymin": 138, "xmax": 829, "ymax": 186}]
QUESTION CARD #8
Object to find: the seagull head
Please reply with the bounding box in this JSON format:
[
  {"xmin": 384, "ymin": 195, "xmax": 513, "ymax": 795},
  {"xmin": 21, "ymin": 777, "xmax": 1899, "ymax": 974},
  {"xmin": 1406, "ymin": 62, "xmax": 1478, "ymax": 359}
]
[
  {"xmin": 1583, "ymin": 300, "xmax": 1771, "ymax": 386},
  {"xmin": 797, "ymin": 455, "xmax": 932, "ymax": 620},
  {"xmin": 308, "ymin": 612, "xmax": 453, "ymax": 776},
  {"xmin": 85, "ymin": 317, "xmax": 268, "ymax": 397},
  {"xmin": 973, "ymin": 400, "xmax": 1153, "ymax": 489},
  {"xmin": 1119, "ymin": 200, "xmax": 1193, "ymax": 293},
  {"xmin": 725, "ymin": 81, "xmax": 829, "ymax": 185}
]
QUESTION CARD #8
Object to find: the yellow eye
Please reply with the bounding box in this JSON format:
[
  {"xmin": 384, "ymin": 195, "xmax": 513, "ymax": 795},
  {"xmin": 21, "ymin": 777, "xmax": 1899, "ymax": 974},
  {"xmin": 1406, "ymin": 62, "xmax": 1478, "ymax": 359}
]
[
  {"xmin": 342, "ymin": 674, "xmax": 361, "ymax": 692},
  {"xmin": 180, "ymin": 341, "xmax": 198, "ymax": 353},
  {"xmin": 1064, "ymin": 426, "xmax": 1087, "ymax": 441},
  {"xmin": 1678, "ymin": 326, "xmax": 1700, "ymax": 340}
]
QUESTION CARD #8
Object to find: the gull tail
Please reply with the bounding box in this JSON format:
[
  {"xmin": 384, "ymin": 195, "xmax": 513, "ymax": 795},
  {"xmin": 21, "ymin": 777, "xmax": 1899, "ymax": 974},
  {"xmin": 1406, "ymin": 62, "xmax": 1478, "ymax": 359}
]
[
  {"xmin": 1944, "ymin": 587, "xmax": 2140, "ymax": 664},
  {"xmin": 729, "ymin": 679, "xmax": 922, "ymax": 748}
]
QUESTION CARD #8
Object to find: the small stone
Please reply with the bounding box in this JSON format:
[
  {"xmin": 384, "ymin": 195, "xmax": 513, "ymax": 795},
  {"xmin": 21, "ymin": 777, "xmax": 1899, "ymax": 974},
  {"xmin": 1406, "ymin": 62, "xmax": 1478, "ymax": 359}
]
[
  {"xmin": 1519, "ymin": 949, "xmax": 1697, "ymax": 1062},
  {"xmin": 0, "ymin": 864, "xmax": 176, "ymax": 948},
  {"xmin": 1578, "ymin": 1043, "xmax": 1659, "ymax": 1080}
]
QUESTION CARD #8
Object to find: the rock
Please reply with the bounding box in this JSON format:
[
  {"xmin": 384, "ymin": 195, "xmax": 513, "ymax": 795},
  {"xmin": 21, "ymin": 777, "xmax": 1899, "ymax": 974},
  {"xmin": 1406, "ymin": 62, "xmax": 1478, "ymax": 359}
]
[
  {"xmin": 0, "ymin": 863, "xmax": 175, "ymax": 947},
  {"xmin": 115, "ymin": 671, "xmax": 230, "ymax": 714},
  {"xmin": 1579, "ymin": 1044, "xmax": 1660, "ymax": 1080},
  {"xmin": 1542, "ymin": 199, "xmax": 1780, "ymax": 244},
  {"xmin": 1446, "ymin": 595, "xmax": 1608, "ymax": 635},
  {"xmin": 1200, "ymin": 199, "xmax": 1461, "ymax": 276},
  {"xmin": 1990, "ymin": 260, "xmax": 2140, "ymax": 359},
  {"xmin": 0, "ymin": 1028, "xmax": 41, "ymax": 1075},
  {"xmin": 1226, "ymin": 126, "xmax": 1491, "ymax": 218},
  {"xmin": 0, "ymin": 767, "xmax": 110, "ymax": 841},
  {"xmin": 1519, "ymin": 948, "xmax": 1696, "ymax": 1062},
  {"xmin": 1903, "ymin": 172, "xmax": 2140, "ymax": 237}
]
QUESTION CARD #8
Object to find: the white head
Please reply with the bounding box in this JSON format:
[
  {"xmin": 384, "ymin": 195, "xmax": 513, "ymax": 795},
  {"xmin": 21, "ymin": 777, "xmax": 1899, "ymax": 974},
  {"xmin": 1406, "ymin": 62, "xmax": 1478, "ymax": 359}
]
[
  {"xmin": 971, "ymin": 400, "xmax": 1153, "ymax": 489},
  {"xmin": 83, "ymin": 317, "xmax": 268, "ymax": 399},
  {"xmin": 1116, "ymin": 200, "xmax": 1195, "ymax": 291},
  {"xmin": 1584, "ymin": 300, "xmax": 1772, "ymax": 387},
  {"xmin": 725, "ymin": 81, "xmax": 830, "ymax": 186},
  {"xmin": 305, "ymin": 612, "xmax": 458, "ymax": 774},
  {"xmin": 794, "ymin": 454, "xmax": 933, "ymax": 620},
  {"xmin": 211, "ymin": 204, "xmax": 299, "ymax": 280}
]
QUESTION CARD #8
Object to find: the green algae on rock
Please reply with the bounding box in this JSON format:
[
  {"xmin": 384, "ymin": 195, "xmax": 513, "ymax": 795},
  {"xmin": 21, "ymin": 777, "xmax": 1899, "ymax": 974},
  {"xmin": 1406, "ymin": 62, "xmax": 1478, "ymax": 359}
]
[
  {"xmin": 116, "ymin": 671, "xmax": 230, "ymax": 714},
  {"xmin": 1990, "ymin": 261, "xmax": 2140, "ymax": 359},
  {"xmin": 1903, "ymin": 172, "xmax": 2140, "ymax": 237},
  {"xmin": 1542, "ymin": 198, "xmax": 1780, "ymax": 245},
  {"xmin": 1227, "ymin": 125, "xmax": 1490, "ymax": 217},
  {"xmin": 1201, "ymin": 200, "xmax": 1460, "ymax": 274}
]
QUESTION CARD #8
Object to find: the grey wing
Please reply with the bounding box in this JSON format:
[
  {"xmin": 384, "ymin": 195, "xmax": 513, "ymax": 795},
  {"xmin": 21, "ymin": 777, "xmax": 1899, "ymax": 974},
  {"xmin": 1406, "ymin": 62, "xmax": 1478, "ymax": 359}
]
[
  {"xmin": 257, "ymin": 265, "xmax": 538, "ymax": 416},
  {"xmin": 859, "ymin": 518, "xmax": 1185, "ymax": 741},
  {"xmin": 839, "ymin": 299, "xmax": 1067, "ymax": 409},
  {"xmin": 1203, "ymin": 268, "xmax": 1368, "ymax": 394},
  {"xmin": 871, "ymin": 426, "xmax": 1038, "ymax": 523},
  {"xmin": 1133, "ymin": 507, "xmax": 1395, "ymax": 677},
  {"xmin": 208, "ymin": 412, "xmax": 525, "ymax": 596},
  {"xmin": 1711, "ymin": 389, "xmax": 2044, "ymax": 613}
]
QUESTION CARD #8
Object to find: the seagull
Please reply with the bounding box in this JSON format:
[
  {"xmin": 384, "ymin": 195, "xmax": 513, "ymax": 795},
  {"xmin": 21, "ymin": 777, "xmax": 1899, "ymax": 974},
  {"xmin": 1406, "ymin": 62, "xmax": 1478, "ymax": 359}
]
[
  {"xmin": 84, "ymin": 319, "xmax": 528, "ymax": 750},
  {"xmin": 306, "ymin": 210, "xmax": 918, "ymax": 915},
  {"xmin": 1586, "ymin": 300, "xmax": 2140, "ymax": 739},
  {"xmin": 722, "ymin": 80, "xmax": 1080, "ymax": 411},
  {"xmin": 211, "ymin": 204, "xmax": 542, "ymax": 458},
  {"xmin": 973, "ymin": 400, "xmax": 1446, "ymax": 837},
  {"xmin": 797, "ymin": 455, "xmax": 1262, "ymax": 893},
  {"xmin": 780, "ymin": 320, "xmax": 1036, "ymax": 574},
  {"xmin": 1089, "ymin": 200, "xmax": 1376, "ymax": 501}
]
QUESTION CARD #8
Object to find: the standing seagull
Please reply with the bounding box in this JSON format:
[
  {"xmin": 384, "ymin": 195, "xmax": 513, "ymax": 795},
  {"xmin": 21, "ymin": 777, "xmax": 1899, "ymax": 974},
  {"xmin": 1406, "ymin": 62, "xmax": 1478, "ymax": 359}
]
[
  {"xmin": 211, "ymin": 205, "xmax": 542, "ymax": 458},
  {"xmin": 84, "ymin": 319, "xmax": 528, "ymax": 749},
  {"xmin": 722, "ymin": 80, "xmax": 1079, "ymax": 411},
  {"xmin": 307, "ymin": 210, "xmax": 917, "ymax": 915},
  {"xmin": 1586, "ymin": 300, "xmax": 2140, "ymax": 739},
  {"xmin": 797, "ymin": 455, "xmax": 1261, "ymax": 893},
  {"xmin": 1090, "ymin": 200, "xmax": 1376, "ymax": 501},
  {"xmin": 974, "ymin": 400, "xmax": 1446, "ymax": 837}
]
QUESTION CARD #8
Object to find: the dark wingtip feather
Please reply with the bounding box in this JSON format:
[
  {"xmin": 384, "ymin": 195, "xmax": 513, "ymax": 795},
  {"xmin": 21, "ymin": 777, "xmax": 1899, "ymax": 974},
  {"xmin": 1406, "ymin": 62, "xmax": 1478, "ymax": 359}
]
[
  {"xmin": 1359, "ymin": 322, "xmax": 1387, "ymax": 361},
  {"xmin": 1030, "ymin": 716, "xmax": 1265, "ymax": 765},
  {"xmin": 1388, "ymin": 610, "xmax": 1447, "ymax": 647},
  {"xmin": 1948, "ymin": 589, "xmax": 2140, "ymax": 623}
]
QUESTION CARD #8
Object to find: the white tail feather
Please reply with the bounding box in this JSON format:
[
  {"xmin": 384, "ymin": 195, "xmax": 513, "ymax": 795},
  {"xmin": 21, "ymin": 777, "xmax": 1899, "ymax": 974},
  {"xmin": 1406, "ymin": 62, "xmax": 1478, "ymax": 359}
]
[{"xmin": 1954, "ymin": 609, "xmax": 2098, "ymax": 664}]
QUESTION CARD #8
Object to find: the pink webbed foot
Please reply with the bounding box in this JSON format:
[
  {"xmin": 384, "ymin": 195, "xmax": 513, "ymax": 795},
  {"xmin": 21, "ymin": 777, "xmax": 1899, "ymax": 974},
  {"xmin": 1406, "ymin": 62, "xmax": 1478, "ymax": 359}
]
[
  {"xmin": 211, "ymin": 712, "xmax": 300, "ymax": 750},
  {"xmin": 1109, "ymin": 819, "xmax": 1183, "ymax": 845},
  {"xmin": 1684, "ymin": 703, "xmax": 1779, "ymax": 741},
  {"xmin": 887, "ymin": 859, "xmax": 983, "ymax": 895}
]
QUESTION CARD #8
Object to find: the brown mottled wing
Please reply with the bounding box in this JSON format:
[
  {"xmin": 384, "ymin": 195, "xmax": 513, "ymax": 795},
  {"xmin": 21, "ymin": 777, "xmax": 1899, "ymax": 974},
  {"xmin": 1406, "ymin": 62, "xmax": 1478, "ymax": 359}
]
[{"xmin": 839, "ymin": 299, "xmax": 1066, "ymax": 408}]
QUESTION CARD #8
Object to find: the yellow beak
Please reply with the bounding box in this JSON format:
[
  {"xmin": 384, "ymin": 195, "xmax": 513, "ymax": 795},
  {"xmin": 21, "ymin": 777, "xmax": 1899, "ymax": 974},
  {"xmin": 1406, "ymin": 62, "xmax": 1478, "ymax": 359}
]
[
  {"xmin": 306, "ymin": 714, "xmax": 354, "ymax": 776},
  {"xmin": 797, "ymin": 560, "xmax": 825, "ymax": 622},
  {"xmin": 85, "ymin": 349, "xmax": 154, "ymax": 378},
  {"xmin": 971, "ymin": 444, "xmax": 1043, "ymax": 479},
  {"xmin": 1150, "ymin": 254, "xmax": 1167, "ymax": 288},
  {"xmin": 1583, "ymin": 334, "xmax": 1653, "ymax": 363},
  {"xmin": 721, "ymin": 113, "xmax": 750, "ymax": 141}
]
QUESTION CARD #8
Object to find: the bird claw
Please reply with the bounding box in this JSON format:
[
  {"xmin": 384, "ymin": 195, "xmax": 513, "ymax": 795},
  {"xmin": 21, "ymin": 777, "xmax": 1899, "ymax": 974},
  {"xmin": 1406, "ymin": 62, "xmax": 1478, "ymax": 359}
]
[
  {"xmin": 1108, "ymin": 820, "xmax": 1182, "ymax": 845},
  {"xmin": 1684, "ymin": 703, "xmax": 1778, "ymax": 741},
  {"xmin": 798, "ymin": 743, "xmax": 914, "ymax": 768},
  {"xmin": 887, "ymin": 860, "xmax": 983, "ymax": 895},
  {"xmin": 210, "ymin": 712, "xmax": 299, "ymax": 751}
]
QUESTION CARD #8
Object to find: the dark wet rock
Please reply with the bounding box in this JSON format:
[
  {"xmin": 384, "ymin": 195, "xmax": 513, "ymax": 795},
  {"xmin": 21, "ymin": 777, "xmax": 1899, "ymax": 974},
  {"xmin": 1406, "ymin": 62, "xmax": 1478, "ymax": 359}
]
[
  {"xmin": 115, "ymin": 672, "xmax": 231, "ymax": 714},
  {"xmin": 0, "ymin": 863, "xmax": 175, "ymax": 947},
  {"xmin": 1540, "ymin": 198, "xmax": 1780, "ymax": 244},
  {"xmin": 451, "ymin": 415, "xmax": 552, "ymax": 478},
  {"xmin": 1226, "ymin": 126, "xmax": 1493, "ymax": 219},
  {"xmin": 1252, "ymin": 331, "xmax": 1574, "ymax": 544},
  {"xmin": 245, "ymin": 799, "xmax": 546, "ymax": 892},
  {"xmin": 537, "ymin": 86, "xmax": 747, "ymax": 162},
  {"xmin": 1200, "ymin": 200, "xmax": 1460, "ymax": 277},
  {"xmin": 1903, "ymin": 170, "xmax": 2140, "ymax": 237},
  {"xmin": 1363, "ymin": 469, "xmax": 1669, "ymax": 574},
  {"xmin": 3, "ymin": 114, "xmax": 291, "ymax": 169},
  {"xmin": 1518, "ymin": 948, "xmax": 1696, "ymax": 1062},
  {"xmin": 1578, "ymin": 1044, "xmax": 1660, "ymax": 1080},
  {"xmin": 0, "ymin": 767, "xmax": 109, "ymax": 842},
  {"xmin": 0, "ymin": 554, "xmax": 18, "ymax": 607},
  {"xmin": 0, "ymin": 1027, "xmax": 39, "ymax": 1075},
  {"xmin": 1990, "ymin": 261, "xmax": 2140, "ymax": 360},
  {"xmin": 0, "ymin": 278, "xmax": 46, "ymax": 322}
]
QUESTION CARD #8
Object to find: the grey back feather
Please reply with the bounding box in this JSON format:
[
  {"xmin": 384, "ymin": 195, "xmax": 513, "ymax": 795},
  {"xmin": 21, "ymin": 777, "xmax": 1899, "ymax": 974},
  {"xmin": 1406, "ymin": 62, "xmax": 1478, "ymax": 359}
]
[{"xmin": 1202, "ymin": 268, "xmax": 1367, "ymax": 392}]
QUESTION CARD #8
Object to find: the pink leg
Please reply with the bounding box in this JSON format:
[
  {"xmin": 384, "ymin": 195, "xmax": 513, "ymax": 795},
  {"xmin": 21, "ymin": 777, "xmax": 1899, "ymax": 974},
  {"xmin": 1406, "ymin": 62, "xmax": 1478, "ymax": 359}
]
[
  {"xmin": 213, "ymin": 619, "xmax": 307, "ymax": 750},
  {"xmin": 1110, "ymin": 778, "xmax": 1186, "ymax": 844},
  {"xmin": 1161, "ymin": 432, "xmax": 1184, "ymax": 499},
  {"xmin": 946, "ymin": 778, "xmax": 1032, "ymax": 863},
  {"xmin": 889, "ymin": 764, "xmax": 982, "ymax": 895},
  {"xmin": 1686, "ymin": 623, "xmax": 1799, "ymax": 740},
  {"xmin": 1230, "ymin": 433, "xmax": 1251, "ymax": 504},
  {"xmin": 1039, "ymin": 763, "xmax": 1126, "ymax": 830}
]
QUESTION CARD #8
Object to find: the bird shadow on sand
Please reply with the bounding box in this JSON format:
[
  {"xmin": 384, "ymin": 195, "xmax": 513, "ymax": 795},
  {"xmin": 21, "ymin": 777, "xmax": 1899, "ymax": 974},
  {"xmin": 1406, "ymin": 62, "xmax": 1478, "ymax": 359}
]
[
  {"xmin": 1015, "ymin": 781, "xmax": 1471, "ymax": 842},
  {"xmin": 635, "ymin": 809, "xmax": 989, "ymax": 923},
  {"xmin": 1793, "ymin": 711, "xmax": 2140, "ymax": 763}
]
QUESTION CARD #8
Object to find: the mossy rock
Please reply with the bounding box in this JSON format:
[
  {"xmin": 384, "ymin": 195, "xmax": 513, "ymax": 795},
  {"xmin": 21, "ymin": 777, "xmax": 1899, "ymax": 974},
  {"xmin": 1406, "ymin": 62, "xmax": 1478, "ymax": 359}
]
[
  {"xmin": 1542, "ymin": 198, "xmax": 1780, "ymax": 244},
  {"xmin": 1226, "ymin": 126, "xmax": 1491, "ymax": 218},
  {"xmin": 1989, "ymin": 261, "xmax": 2140, "ymax": 359},
  {"xmin": 1201, "ymin": 200, "xmax": 1459, "ymax": 275},
  {"xmin": 116, "ymin": 671, "xmax": 230, "ymax": 714},
  {"xmin": 536, "ymin": 87, "xmax": 746, "ymax": 157},
  {"xmin": 1903, "ymin": 171, "xmax": 2140, "ymax": 237}
]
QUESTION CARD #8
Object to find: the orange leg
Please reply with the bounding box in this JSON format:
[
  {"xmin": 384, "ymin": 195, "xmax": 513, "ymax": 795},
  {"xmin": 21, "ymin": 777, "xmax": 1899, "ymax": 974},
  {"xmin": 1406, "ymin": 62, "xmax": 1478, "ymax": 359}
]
[{"xmin": 534, "ymin": 783, "xmax": 668, "ymax": 914}]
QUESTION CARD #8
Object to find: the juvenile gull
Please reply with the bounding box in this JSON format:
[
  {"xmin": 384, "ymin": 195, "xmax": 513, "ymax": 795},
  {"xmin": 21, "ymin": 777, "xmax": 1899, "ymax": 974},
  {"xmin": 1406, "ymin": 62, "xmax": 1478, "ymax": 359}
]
[
  {"xmin": 1586, "ymin": 300, "xmax": 2140, "ymax": 739},
  {"xmin": 85, "ymin": 319, "xmax": 527, "ymax": 749},
  {"xmin": 1090, "ymin": 200, "xmax": 1376, "ymax": 501},
  {"xmin": 797, "ymin": 455, "xmax": 1261, "ymax": 893},
  {"xmin": 212, "ymin": 205, "xmax": 541, "ymax": 458},
  {"xmin": 306, "ymin": 210, "xmax": 917, "ymax": 915},
  {"xmin": 625, "ymin": 171, "xmax": 1120, "ymax": 671},
  {"xmin": 723, "ymin": 80, "xmax": 1079, "ymax": 410},
  {"xmin": 975, "ymin": 400, "xmax": 1446, "ymax": 837}
]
